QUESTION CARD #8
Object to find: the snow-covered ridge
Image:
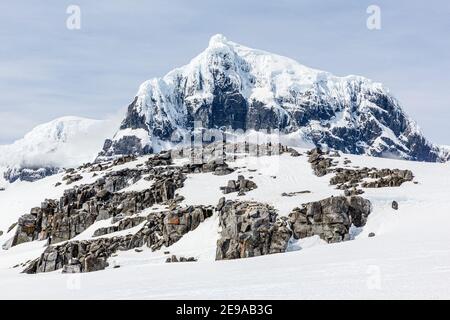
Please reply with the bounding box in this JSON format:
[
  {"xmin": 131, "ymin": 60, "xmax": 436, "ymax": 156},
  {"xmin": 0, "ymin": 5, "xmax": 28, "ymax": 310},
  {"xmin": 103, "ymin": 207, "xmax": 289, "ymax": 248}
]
[
  {"xmin": 102, "ymin": 34, "xmax": 444, "ymax": 162},
  {"xmin": 0, "ymin": 116, "xmax": 116, "ymax": 185}
]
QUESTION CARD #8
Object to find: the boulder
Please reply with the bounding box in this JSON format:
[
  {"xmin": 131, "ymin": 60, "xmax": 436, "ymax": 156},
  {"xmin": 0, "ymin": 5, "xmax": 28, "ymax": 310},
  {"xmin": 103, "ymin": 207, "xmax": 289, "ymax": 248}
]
[
  {"xmin": 289, "ymin": 196, "xmax": 372, "ymax": 243},
  {"xmin": 307, "ymin": 148, "xmax": 333, "ymax": 177},
  {"xmin": 12, "ymin": 214, "xmax": 38, "ymax": 246},
  {"xmin": 84, "ymin": 255, "xmax": 108, "ymax": 272},
  {"xmin": 216, "ymin": 200, "xmax": 292, "ymax": 260},
  {"xmin": 220, "ymin": 176, "xmax": 257, "ymax": 194},
  {"xmin": 392, "ymin": 201, "xmax": 399, "ymax": 210}
]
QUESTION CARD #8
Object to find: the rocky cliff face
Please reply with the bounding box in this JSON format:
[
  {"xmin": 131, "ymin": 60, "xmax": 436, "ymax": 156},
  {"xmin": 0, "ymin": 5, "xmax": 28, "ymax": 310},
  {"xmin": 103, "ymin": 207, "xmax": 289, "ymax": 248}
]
[
  {"xmin": 100, "ymin": 34, "xmax": 445, "ymax": 162},
  {"xmin": 3, "ymin": 167, "xmax": 61, "ymax": 183}
]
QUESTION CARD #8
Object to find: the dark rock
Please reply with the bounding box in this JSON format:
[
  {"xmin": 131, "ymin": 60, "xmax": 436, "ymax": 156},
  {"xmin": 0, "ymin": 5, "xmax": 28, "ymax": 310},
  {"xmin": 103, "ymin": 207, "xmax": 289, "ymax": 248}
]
[
  {"xmin": 220, "ymin": 176, "xmax": 257, "ymax": 194},
  {"xmin": 216, "ymin": 197, "xmax": 226, "ymax": 212},
  {"xmin": 11, "ymin": 214, "xmax": 38, "ymax": 246},
  {"xmin": 344, "ymin": 188, "xmax": 365, "ymax": 196},
  {"xmin": 10, "ymin": 166, "xmax": 187, "ymax": 247},
  {"xmin": 216, "ymin": 200, "xmax": 292, "ymax": 260},
  {"xmin": 289, "ymin": 196, "xmax": 372, "ymax": 243},
  {"xmin": 7, "ymin": 222, "xmax": 17, "ymax": 233},
  {"xmin": 62, "ymin": 173, "xmax": 82, "ymax": 185},
  {"xmin": 84, "ymin": 254, "xmax": 109, "ymax": 272},
  {"xmin": 307, "ymin": 148, "xmax": 333, "ymax": 177},
  {"xmin": 166, "ymin": 255, "xmax": 197, "ymax": 263},
  {"xmin": 392, "ymin": 201, "xmax": 399, "ymax": 210},
  {"xmin": 281, "ymin": 191, "xmax": 311, "ymax": 197},
  {"xmin": 99, "ymin": 135, "xmax": 152, "ymax": 159},
  {"xmin": 368, "ymin": 232, "xmax": 376, "ymax": 238},
  {"xmin": 330, "ymin": 166, "xmax": 414, "ymax": 189},
  {"xmin": 93, "ymin": 216, "xmax": 147, "ymax": 237},
  {"xmin": 3, "ymin": 167, "xmax": 60, "ymax": 183}
]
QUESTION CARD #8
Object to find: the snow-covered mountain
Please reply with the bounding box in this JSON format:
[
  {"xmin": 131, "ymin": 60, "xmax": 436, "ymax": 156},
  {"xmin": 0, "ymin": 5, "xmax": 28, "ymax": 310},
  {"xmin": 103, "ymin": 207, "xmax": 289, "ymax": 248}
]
[
  {"xmin": 0, "ymin": 116, "xmax": 116, "ymax": 186},
  {"xmin": 100, "ymin": 34, "xmax": 445, "ymax": 162}
]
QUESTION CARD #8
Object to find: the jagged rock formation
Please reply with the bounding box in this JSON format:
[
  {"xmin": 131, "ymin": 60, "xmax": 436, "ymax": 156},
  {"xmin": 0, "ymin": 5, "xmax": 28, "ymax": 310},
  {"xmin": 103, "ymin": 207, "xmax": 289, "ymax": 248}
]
[
  {"xmin": 7, "ymin": 144, "xmax": 278, "ymax": 252},
  {"xmin": 11, "ymin": 164, "xmax": 185, "ymax": 247},
  {"xmin": 181, "ymin": 157, "xmax": 235, "ymax": 176},
  {"xmin": 307, "ymin": 147, "xmax": 414, "ymax": 191},
  {"xmin": 307, "ymin": 148, "xmax": 337, "ymax": 177},
  {"xmin": 216, "ymin": 199, "xmax": 292, "ymax": 260},
  {"xmin": 3, "ymin": 167, "xmax": 60, "ymax": 183},
  {"xmin": 289, "ymin": 196, "xmax": 372, "ymax": 243},
  {"xmin": 93, "ymin": 216, "xmax": 147, "ymax": 237},
  {"xmin": 24, "ymin": 205, "xmax": 214, "ymax": 274},
  {"xmin": 281, "ymin": 190, "xmax": 311, "ymax": 197},
  {"xmin": 6, "ymin": 143, "xmax": 392, "ymax": 276},
  {"xmin": 100, "ymin": 34, "xmax": 445, "ymax": 162},
  {"xmin": 331, "ymin": 167, "xmax": 414, "ymax": 189},
  {"xmin": 220, "ymin": 175, "xmax": 257, "ymax": 195},
  {"xmin": 62, "ymin": 173, "xmax": 83, "ymax": 185},
  {"xmin": 165, "ymin": 255, "xmax": 197, "ymax": 263}
]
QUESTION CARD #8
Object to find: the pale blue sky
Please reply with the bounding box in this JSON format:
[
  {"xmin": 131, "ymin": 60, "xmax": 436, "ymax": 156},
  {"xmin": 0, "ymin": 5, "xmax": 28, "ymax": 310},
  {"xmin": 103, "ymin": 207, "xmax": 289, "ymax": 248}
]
[{"xmin": 1, "ymin": 0, "xmax": 449, "ymax": 144}]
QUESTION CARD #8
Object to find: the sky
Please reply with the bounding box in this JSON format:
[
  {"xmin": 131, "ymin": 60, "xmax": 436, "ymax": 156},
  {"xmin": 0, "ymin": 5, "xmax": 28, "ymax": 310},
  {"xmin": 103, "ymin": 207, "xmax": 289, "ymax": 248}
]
[{"xmin": 1, "ymin": 0, "xmax": 449, "ymax": 145}]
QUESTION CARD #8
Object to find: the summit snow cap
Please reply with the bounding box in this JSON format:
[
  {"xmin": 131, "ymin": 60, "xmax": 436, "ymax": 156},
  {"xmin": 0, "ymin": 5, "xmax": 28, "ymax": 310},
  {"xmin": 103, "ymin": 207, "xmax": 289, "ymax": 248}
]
[{"xmin": 208, "ymin": 33, "xmax": 228, "ymax": 47}]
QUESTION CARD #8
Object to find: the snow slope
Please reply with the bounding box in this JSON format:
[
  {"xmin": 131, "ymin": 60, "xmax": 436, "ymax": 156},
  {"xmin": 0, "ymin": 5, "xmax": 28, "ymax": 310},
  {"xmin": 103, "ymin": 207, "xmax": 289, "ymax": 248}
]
[
  {"xmin": 0, "ymin": 116, "xmax": 118, "ymax": 187},
  {"xmin": 0, "ymin": 149, "xmax": 449, "ymax": 299},
  {"xmin": 0, "ymin": 116, "xmax": 116, "ymax": 169}
]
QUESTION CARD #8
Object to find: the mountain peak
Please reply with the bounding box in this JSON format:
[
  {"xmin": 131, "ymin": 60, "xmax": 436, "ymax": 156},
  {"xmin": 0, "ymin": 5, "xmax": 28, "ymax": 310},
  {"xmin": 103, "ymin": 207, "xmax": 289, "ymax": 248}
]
[
  {"xmin": 100, "ymin": 37, "xmax": 445, "ymax": 163},
  {"xmin": 208, "ymin": 33, "xmax": 229, "ymax": 47}
]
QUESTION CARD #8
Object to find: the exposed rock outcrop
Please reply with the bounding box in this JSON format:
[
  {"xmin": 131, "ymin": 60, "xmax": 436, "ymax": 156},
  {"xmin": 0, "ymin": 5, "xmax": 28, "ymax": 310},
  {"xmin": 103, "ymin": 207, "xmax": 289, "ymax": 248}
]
[
  {"xmin": 165, "ymin": 255, "xmax": 197, "ymax": 263},
  {"xmin": 23, "ymin": 205, "xmax": 214, "ymax": 274},
  {"xmin": 307, "ymin": 148, "xmax": 335, "ymax": 177},
  {"xmin": 289, "ymin": 196, "xmax": 372, "ymax": 243},
  {"xmin": 392, "ymin": 201, "xmax": 399, "ymax": 210},
  {"xmin": 93, "ymin": 216, "xmax": 147, "ymax": 237},
  {"xmin": 307, "ymin": 148, "xmax": 414, "ymax": 191},
  {"xmin": 11, "ymin": 166, "xmax": 185, "ymax": 247},
  {"xmin": 220, "ymin": 175, "xmax": 257, "ymax": 195},
  {"xmin": 331, "ymin": 167, "xmax": 414, "ymax": 189},
  {"xmin": 216, "ymin": 200, "xmax": 292, "ymax": 260},
  {"xmin": 281, "ymin": 190, "xmax": 311, "ymax": 197},
  {"xmin": 3, "ymin": 167, "xmax": 60, "ymax": 183}
]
